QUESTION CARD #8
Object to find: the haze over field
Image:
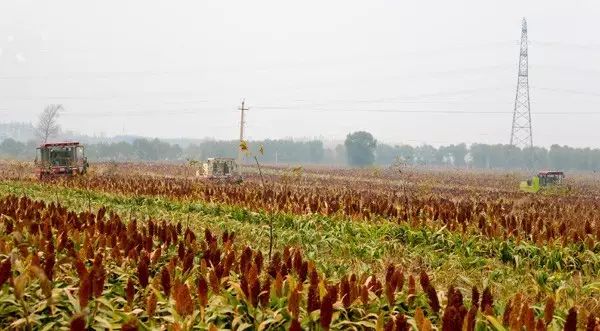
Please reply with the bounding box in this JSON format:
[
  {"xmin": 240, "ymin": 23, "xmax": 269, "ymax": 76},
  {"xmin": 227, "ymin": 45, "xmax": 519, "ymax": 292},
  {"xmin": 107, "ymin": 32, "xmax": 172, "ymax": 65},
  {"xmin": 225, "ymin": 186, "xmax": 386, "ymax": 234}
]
[
  {"xmin": 4, "ymin": 2, "xmax": 600, "ymax": 328},
  {"xmin": 1, "ymin": 1, "xmax": 600, "ymax": 147}
]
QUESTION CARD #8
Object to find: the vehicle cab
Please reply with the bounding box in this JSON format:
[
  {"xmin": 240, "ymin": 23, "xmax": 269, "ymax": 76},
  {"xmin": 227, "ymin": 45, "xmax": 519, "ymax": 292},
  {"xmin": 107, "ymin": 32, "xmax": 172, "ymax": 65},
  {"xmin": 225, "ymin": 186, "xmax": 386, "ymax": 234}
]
[
  {"xmin": 520, "ymin": 171, "xmax": 565, "ymax": 193},
  {"xmin": 35, "ymin": 142, "xmax": 88, "ymax": 178}
]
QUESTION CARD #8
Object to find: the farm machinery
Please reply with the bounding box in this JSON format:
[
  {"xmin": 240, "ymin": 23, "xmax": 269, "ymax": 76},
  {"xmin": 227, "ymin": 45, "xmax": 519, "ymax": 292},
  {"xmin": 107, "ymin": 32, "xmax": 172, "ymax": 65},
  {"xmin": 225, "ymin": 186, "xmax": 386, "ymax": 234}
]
[
  {"xmin": 196, "ymin": 157, "xmax": 242, "ymax": 183},
  {"xmin": 35, "ymin": 142, "xmax": 89, "ymax": 179},
  {"xmin": 519, "ymin": 171, "xmax": 568, "ymax": 194}
]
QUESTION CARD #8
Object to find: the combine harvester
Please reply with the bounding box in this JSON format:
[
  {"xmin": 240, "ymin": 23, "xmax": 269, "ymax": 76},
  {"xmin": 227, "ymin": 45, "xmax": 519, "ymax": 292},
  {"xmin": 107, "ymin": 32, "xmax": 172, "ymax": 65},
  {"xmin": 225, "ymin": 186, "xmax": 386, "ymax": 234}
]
[
  {"xmin": 519, "ymin": 171, "xmax": 568, "ymax": 194},
  {"xmin": 196, "ymin": 157, "xmax": 243, "ymax": 183},
  {"xmin": 35, "ymin": 142, "xmax": 89, "ymax": 179}
]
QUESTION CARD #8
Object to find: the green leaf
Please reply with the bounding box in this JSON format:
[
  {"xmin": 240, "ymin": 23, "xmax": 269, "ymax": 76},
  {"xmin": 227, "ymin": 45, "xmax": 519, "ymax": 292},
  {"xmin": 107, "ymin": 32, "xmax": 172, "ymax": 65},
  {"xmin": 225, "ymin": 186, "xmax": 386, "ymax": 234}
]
[
  {"xmin": 95, "ymin": 297, "xmax": 115, "ymax": 310},
  {"xmin": 484, "ymin": 315, "xmax": 507, "ymax": 331},
  {"xmin": 40, "ymin": 321, "xmax": 56, "ymax": 331},
  {"xmin": 10, "ymin": 318, "xmax": 30, "ymax": 329},
  {"xmin": 94, "ymin": 316, "xmax": 115, "ymax": 330},
  {"xmin": 237, "ymin": 322, "xmax": 254, "ymax": 331},
  {"xmin": 335, "ymin": 320, "xmax": 377, "ymax": 329},
  {"xmin": 64, "ymin": 288, "xmax": 80, "ymax": 312},
  {"xmin": 582, "ymin": 282, "xmax": 600, "ymax": 293},
  {"xmin": 258, "ymin": 319, "xmax": 277, "ymax": 330}
]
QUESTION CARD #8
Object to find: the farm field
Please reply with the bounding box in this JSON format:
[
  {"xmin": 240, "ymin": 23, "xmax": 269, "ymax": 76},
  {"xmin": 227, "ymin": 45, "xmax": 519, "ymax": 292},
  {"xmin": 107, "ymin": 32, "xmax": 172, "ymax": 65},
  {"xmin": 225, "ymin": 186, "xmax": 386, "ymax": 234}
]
[{"xmin": 1, "ymin": 161, "xmax": 600, "ymax": 330}]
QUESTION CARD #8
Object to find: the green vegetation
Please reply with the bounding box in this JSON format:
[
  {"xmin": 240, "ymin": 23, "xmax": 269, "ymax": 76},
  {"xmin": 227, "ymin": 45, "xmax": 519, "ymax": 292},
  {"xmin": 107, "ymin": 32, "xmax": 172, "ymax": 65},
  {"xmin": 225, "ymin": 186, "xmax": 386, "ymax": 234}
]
[
  {"xmin": 5, "ymin": 130, "xmax": 600, "ymax": 169},
  {"xmin": 345, "ymin": 131, "xmax": 377, "ymax": 167},
  {"xmin": 2, "ymin": 179, "xmax": 599, "ymax": 316}
]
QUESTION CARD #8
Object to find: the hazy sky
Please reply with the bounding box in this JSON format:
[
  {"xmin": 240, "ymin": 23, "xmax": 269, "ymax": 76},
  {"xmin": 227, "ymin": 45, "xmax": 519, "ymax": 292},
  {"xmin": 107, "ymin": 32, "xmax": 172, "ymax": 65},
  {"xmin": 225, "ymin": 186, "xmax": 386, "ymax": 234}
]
[{"xmin": 1, "ymin": 1, "xmax": 600, "ymax": 147}]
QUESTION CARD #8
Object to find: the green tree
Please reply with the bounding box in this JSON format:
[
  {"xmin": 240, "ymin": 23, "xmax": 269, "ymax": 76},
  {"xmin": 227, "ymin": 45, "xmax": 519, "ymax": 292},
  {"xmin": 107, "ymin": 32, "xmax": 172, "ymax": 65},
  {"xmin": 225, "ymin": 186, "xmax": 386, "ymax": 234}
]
[
  {"xmin": 397, "ymin": 145, "xmax": 415, "ymax": 164},
  {"xmin": 132, "ymin": 138, "xmax": 152, "ymax": 160},
  {"xmin": 549, "ymin": 145, "xmax": 568, "ymax": 170},
  {"xmin": 307, "ymin": 140, "xmax": 324, "ymax": 163},
  {"xmin": 469, "ymin": 144, "xmax": 491, "ymax": 168},
  {"xmin": 414, "ymin": 144, "xmax": 437, "ymax": 166},
  {"xmin": 0, "ymin": 138, "xmax": 25, "ymax": 157},
  {"xmin": 334, "ymin": 144, "xmax": 346, "ymax": 165},
  {"xmin": 449, "ymin": 143, "xmax": 468, "ymax": 167},
  {"xmin": 375, "ymin": 143, "xmax": 398, "ymax": 165},
  {"xmin": 344, "ymin": 131, "xmax": 377, "ymax": 167}
]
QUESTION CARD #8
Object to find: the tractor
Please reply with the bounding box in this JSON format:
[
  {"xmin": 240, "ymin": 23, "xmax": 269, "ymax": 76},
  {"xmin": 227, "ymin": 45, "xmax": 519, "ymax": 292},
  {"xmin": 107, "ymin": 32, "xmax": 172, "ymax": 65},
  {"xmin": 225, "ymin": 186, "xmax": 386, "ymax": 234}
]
[
  {"xmin": 196, "ymin": 157, "xmax": 242, "ymax": 183},
  {"xmin": 35, "ymin": 142, "xmax": 89, "ymax": 179},
  {"xmin": 519, "ymin": 171, "xmax": 567, "ymax": 194}
]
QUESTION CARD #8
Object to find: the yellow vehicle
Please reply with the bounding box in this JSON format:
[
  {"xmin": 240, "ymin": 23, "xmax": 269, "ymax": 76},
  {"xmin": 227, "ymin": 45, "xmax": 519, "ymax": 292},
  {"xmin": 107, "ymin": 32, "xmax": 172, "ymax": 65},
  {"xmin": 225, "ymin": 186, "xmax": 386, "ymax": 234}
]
[{"xmin": 520, "ymin": 171, "xmax": 566, "ymax": 193}]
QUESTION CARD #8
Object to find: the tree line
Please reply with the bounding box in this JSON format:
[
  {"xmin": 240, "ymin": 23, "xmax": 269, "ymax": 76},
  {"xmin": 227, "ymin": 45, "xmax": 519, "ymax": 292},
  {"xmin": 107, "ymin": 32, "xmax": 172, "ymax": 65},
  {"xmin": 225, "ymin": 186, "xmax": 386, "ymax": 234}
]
[
  {"xmin": 2, "ymin": 134, "xmax": 600, "ymax": 171},
  {"xmin": 0, "ymin": 138, "xmax": 325, "ymax": 164},
  {"xmin": 375, "ymin": 143, "xmax": 600, "ymax": 171}
]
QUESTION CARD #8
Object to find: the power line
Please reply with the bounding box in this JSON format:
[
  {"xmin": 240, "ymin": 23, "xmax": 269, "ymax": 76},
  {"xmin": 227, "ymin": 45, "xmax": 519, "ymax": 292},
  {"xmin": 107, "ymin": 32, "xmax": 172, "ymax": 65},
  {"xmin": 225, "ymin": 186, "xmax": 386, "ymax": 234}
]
[
  {"xmin": 261, "ymin": 87, "xmax": 515, "ymax": 106},
  {"xmin": 0, "ymin": 94, "xmax": 210, "ymax": 101},
  {"xmin": 27, "ymin": 108, "xmax": 600, "ymax": 116},
  {"xmin": 2, "ymin": 84, "xmax": 599, "ymax": 104},
  {"xmin": 5, "ymin": 106, "xmax": 600, "ymax": 117},
  {"xmin": 530, "ymin": 41, "xmax": 600, "ymax": 51},
  {"xmin": 251, "ymin": 108, "xmax": 600, "ymax": 115},
  {"xmin": 532, "ymin": 87, "xmax": 600, "ymax": 98}
]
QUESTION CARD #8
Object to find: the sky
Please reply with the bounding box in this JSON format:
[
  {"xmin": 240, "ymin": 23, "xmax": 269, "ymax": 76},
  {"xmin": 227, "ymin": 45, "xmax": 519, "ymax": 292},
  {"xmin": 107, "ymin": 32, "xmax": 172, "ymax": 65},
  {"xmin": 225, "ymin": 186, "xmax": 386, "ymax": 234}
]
[{"xmin": 0, "ymin": 0, "xmax": 600, "ymax": 147}]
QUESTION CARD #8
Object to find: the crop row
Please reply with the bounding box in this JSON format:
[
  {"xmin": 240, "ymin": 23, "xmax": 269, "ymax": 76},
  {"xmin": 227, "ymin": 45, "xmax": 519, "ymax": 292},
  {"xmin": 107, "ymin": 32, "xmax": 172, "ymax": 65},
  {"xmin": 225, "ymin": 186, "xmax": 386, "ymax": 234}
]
[
  {"xmin": 1, "ymin": 194, "xmax": 597, "ymax": 330},
  {"xmin": 25, "ymin": 168, "xmax": 600, "ymax": 249}
]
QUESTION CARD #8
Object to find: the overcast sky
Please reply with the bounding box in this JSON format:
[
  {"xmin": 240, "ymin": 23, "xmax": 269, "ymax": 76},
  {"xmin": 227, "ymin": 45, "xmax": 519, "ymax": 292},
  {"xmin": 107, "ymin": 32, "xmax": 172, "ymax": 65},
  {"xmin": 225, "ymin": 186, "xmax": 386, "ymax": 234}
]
[{"xmin": 1, "ymin": 1, "xmax": 599, "ymax": 147}]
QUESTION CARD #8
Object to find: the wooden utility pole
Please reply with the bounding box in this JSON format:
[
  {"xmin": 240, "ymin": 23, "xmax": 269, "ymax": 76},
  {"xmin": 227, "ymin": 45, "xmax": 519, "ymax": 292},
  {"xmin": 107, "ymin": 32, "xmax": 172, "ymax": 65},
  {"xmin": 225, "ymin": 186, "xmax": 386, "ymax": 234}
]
[{"xmin": 238, "ymin": 100, "xmax": 249, "ymax": 172}]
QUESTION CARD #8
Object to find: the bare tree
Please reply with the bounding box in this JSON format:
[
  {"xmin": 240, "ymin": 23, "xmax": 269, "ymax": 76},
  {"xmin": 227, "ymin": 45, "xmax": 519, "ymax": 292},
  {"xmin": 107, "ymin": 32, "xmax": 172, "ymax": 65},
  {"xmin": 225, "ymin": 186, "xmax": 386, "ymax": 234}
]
[{"xmin": 36, "ymin": 104, "xmax": 63, "ymax": 143}]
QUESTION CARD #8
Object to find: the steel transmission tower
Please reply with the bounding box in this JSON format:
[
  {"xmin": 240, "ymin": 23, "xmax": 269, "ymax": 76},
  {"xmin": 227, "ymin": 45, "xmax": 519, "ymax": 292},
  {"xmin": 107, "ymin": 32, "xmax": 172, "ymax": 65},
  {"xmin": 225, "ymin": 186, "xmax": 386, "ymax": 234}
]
[{"xmin": 510, "ymin": 18, "xmax": 533, "ymax": 149}]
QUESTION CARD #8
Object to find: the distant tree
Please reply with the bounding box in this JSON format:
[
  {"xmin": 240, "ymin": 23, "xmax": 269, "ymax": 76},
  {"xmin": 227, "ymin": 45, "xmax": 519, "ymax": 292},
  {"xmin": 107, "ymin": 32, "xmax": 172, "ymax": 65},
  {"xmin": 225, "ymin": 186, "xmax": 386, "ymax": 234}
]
[
  {"xmin": 375, "ymin": 143, "xmax": 398, "ymax": 165},
  {"xmin": 549, "ymin": 144, "xmax": 572, "ymax": 170},
  {"xmin": 36, "ymin": 104, "xmax": 63, "ymax": 143},
  {"xmin": 184, "ymin": 143, "xmax": 205, "ymax": 160},
  {"xmin": 307, "ymin": 140, "xmax": 324, "ymax": 163},
  {"xmin": 132, "ymin": 138, "xmax": 156, "ymax": 160},
  {"xmin": 469, "ymin": 144, "xmax": 491, "ymax": 168},
  {"xmin": 334, "ymin": 144, "xmax": 346, "ymax": 165},
  {"xmin": 344, "ymin": 131, "xmax": 377, "ymax": 167},
  {"xmin": 434, "ymin": 145, "xmax": 449, "ymax": 165},
  {"xmin": 414, "ymin": 144, "xmax": 437, "ymax": 165},
  {"xmin": 448, "ymin": 143, "xmax": 468, "ymax": 167},
  {"xmin": 527, "ymin": 146, "xmax": 549, "ymax": 170},
  {"xmin": 502, "ymin": 144, "xmax": 523, "ymax": 169},
  {"xmin": 0, "ymin": 138, "xmax": 25, "ymax": 157},
  {"xmin": 397, "ymin": 145, "xmax": 415, "ymax": 164}
]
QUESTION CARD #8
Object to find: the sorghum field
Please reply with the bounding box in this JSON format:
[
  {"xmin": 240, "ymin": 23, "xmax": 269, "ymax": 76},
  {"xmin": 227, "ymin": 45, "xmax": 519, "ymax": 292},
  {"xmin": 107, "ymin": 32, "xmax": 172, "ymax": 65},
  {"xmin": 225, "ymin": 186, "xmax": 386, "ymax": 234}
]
[{"xmin": 1, "ymin": 161, "xmax": 600, "ymax": 330}]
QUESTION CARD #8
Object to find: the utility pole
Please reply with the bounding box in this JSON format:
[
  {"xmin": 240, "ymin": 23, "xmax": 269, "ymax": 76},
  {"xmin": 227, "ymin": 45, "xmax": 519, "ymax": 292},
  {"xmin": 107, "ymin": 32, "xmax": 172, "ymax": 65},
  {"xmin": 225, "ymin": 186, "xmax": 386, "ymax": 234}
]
[
  {"xmin": 238, "ymin": 99, "xmax": 249, "ymax": 171},
  {"xmin": 510, "ymin": 18, "xmax": 533, "ymax": 151}
]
